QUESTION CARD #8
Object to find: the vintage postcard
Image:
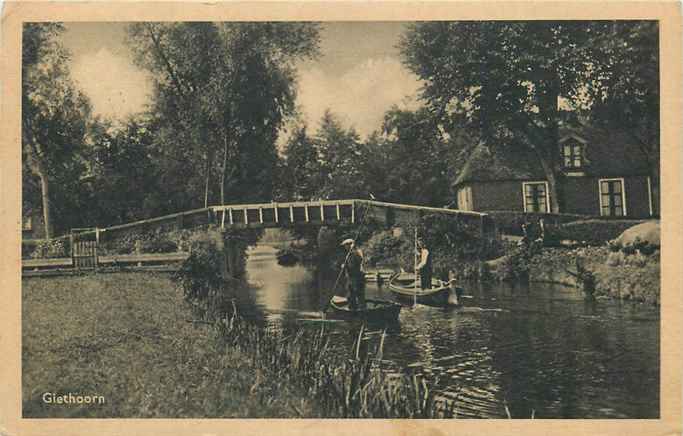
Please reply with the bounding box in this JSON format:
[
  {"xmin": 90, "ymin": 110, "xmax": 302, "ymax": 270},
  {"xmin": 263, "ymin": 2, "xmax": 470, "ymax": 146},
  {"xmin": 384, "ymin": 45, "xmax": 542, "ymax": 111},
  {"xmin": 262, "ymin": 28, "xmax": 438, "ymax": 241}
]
[{"xmin": 1, "ymin": 2, "xmax": 681, "ymax": 436}]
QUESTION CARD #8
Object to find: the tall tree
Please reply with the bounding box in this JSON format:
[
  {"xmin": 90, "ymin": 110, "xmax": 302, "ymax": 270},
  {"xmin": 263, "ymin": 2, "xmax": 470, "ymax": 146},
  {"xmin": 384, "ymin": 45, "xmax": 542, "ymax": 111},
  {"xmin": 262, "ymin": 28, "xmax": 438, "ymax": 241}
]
[
  {"xmin": 85, "ymin": 115, "xmax": 162, "ymax": 225},
  {"xmin": 401, "ymin": 21, "xmax": 645, "ymax": 212},
  {"xmin": 377, "ymin": 107, "xmax": 452, "ymax": 206},
  {"xmin": 314, "ymin": 110, "xmax": 369, "ymax": 199},
  {"xmin": 22, "ymin": 23, "xmax": 91, "ymax": 238},
  {"xmin": 277, "ymin": 124, "xmax": 322, "ymax": 201},
  {"xmin": 127, "ymin": 22, "xmax": 319, "ymax": 209},
  {"xmin": 582, "ymin": 21, "xmax": 659, "ymax": 212}
]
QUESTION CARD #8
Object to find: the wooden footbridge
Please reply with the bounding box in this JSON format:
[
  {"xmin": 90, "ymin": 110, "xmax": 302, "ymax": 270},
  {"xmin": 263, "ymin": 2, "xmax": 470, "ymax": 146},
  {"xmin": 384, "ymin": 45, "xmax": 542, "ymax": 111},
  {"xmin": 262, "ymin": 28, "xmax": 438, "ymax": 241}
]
[
  {"xmin": 23, "ymin": 199, "xmax": 496, "ymax": 277},
  {"xmin": 83, "ymin": 199, "xmax": 496, "ymax": 239}
]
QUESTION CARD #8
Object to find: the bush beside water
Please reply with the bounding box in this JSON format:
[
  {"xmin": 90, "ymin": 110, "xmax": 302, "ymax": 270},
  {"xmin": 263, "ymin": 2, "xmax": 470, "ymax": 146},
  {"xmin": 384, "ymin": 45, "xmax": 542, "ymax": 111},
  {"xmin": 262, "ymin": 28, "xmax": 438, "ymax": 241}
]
[
  {"xmin": 528, "ymin": 246, "xmax": 660, "ymax": 304},
  {"xmin": 362, "ymin": 213, "xmax": 505, "ymax": 281}
]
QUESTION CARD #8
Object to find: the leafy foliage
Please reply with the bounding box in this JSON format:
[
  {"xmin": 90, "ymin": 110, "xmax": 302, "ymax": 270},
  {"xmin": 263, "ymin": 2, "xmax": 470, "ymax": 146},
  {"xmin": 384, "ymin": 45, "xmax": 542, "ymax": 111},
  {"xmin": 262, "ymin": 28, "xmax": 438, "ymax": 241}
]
[
  {"xmin": 22, "ymin": 23, "xmax": 92, "ymax": 237},
  {"xmin": 364, "ymin": 230, "xmax": 407, "ymax": 267},
  {"xmin": 363, "ymin": 214, "xmax": 504, "ymax": 279},
  {"xmin": 98, "ymin": 228, "xmax": 193, "ymax": 256},
  {"xmin": 85, "ymin": 116, "xmax": 165, "ymax": 224},
  {"xmin": 276, "ymin": 124, "xmax": 322, "ymax": 201},
  {"xmin": 28, "ymin": 238, "xmax": 69, "ymax": 259},
  {"xmin": 495, "ymin": 242, "xmax": 542, "ymax": 282},
  {"xmin": 172, "ymin": 231, "xmax": 226, "ymax": 301},
  {"xmin": 369, "ymin": 107, "xmax": 454, "ymax": 206},
  {"xmin": 127, "ymin": 22, "xmax": 320, "ymax": 210},
  {"xmin": 314, "ymin": 110, "xmax": 370, "ymax": 199}
]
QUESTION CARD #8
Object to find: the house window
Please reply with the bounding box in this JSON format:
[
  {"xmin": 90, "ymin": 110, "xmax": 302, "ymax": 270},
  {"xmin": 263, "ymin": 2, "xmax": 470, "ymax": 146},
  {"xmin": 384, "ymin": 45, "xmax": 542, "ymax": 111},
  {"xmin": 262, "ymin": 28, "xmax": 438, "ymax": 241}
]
[
  {"xmin": 457, "ymin": 186, "xmax": 473, "ymax": 211},
  {"xmin": 522, "ymin": 182, "xmax": 549, "ymax": 213},
  {"xmin": 599, "ymin": 178, "xmax": 627, "ymax": 216},
  {"xmin": 563, "ymin": 141, "xmax": 584, "ymax": 169}
]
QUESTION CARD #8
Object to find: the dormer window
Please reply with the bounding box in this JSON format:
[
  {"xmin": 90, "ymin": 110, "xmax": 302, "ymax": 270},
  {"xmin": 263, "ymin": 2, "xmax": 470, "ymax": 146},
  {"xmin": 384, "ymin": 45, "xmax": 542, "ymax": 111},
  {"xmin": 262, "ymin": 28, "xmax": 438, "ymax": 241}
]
[{"xmin": 562, "ymin": 140, "xmax": 584, "ymax": 169}]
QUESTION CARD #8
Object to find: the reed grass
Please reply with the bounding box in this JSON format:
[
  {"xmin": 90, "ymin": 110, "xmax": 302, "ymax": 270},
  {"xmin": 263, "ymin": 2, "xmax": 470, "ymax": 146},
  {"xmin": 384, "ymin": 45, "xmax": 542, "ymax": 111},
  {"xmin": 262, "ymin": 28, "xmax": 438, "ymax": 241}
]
[{"xmin": 208, "ymin": 302, "xmax": 459, "ymax": 418}]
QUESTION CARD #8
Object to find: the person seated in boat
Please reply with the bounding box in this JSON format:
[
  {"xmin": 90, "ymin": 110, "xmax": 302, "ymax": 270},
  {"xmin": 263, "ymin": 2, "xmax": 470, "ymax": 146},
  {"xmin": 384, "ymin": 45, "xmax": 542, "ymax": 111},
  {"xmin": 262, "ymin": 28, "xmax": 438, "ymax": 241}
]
[
  {"xmin": 415, "ymin": 238, "xmax": 432, "ymax": 290},
  {"xmin": 341, "ymin": 238, "xmax": 366, "ymax": 310}
]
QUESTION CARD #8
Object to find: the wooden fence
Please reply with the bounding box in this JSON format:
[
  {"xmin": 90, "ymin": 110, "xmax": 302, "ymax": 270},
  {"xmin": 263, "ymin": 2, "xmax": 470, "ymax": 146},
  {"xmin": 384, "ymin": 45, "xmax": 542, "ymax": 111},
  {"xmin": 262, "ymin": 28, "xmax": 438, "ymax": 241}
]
[{"xmin": 72, "ymin": 240, "xmax": 98, "ymax": 269}]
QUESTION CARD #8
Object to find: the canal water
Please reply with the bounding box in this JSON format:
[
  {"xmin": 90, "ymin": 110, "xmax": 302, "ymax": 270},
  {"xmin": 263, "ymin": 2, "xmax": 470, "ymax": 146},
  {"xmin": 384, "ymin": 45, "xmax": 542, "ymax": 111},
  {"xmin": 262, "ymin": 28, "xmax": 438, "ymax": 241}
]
[{"xmin": 237, "ymin": 244, "xmax": 660, "ymax": 419}]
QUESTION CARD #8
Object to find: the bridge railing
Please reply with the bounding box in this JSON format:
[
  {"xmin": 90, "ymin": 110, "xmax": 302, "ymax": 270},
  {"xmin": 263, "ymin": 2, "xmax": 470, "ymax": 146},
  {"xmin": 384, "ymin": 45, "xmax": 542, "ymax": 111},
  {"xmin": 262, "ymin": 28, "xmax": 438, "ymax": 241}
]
[
  {"xmin": 211, "ymin": 200, "xmax": 357, "ymax": 228},
  {"xmin": 211, "ymin": 199, "xmax": 496, "ymax": 238}
]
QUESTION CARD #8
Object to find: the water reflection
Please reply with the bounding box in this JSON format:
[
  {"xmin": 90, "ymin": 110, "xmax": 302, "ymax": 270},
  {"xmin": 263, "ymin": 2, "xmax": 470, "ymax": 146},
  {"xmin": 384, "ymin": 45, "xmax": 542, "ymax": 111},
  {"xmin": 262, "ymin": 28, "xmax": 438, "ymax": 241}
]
[{"xmin": 238, "ymin": 245, "xmax": 659, "ymax": 418}]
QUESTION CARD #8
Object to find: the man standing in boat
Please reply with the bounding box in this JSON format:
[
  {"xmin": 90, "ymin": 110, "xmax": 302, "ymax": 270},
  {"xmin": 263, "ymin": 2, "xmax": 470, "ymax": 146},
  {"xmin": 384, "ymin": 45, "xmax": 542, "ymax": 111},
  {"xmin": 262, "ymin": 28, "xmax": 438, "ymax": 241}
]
[
  {"xmin": 341, "ymin": 239, "xmax": 366, "ymax": 310},
  {"xmin": 416, "ymin": 238, "xmax": 433, "ymax": 290}
]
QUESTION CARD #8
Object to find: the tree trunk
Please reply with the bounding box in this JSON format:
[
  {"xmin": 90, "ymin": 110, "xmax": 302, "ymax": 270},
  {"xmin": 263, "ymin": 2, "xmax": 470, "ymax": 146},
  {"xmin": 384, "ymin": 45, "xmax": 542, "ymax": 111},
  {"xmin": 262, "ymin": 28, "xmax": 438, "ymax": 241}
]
[
  {"xmin": 38, "ymin": 169, "xmax": 53, "ymax": 239},
  {"xmin": 204, "ymin": 146, "xmax": 213, "ymax": 209},
  {"xmin": 534, "ymin": 67, "xmax": 562, "ymax": 213},
  {"xmin": 220, "ymin": 131, "xmax": 229, "ymax": 205},
  {"xmin": 24, "ymin": 131, "xmax": 54, "ymax": 238},
  {"xmin": 539, "ymin": 157, "xmax": 561, "ymax": 213}
]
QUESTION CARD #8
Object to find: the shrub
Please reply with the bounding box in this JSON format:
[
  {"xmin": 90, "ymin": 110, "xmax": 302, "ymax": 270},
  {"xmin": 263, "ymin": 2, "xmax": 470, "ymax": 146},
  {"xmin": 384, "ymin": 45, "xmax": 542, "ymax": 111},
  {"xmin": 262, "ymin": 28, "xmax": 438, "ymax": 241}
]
[
  {"xmin": 142, "ymin": 234, "xmax": 179, "ymax": 253},
  {"xmin": 631, "ymin": 236, "xmax": 644, "ymax": 251},
  {"xmin": 172, "ymin": 230, "xmax": 226, "ymax": 302},
  {"xmin": 494, "ymin": 241, "xmax": 541, "ymax": 282},
  {"xmin": 99, "ymin": 228, "xmax": 186, "ymax": 255},
  {"xmin": 29, "ymin": 238, "xmax": 69, "ymax": 259},
  {"xmin": 364, "ymin": 230, "xmax": 407, "ymax": 267},
  {"xmin": 552, "ymin": 219, "xmax": 645, "ymax": 245},
  {"xmin": 406, "ymin": 214, "xmax": 505, "ymax": 279},
  {"xmin": 98, "ymin": 231, "xmax": 143, "ymax": 255},
  {"xmin": 639, "ymin": 243, "xmax": 657, "ymax": 256},
  {"xmin": 621, "ymin": 243, "xmax": 637, "ymax": 256}
]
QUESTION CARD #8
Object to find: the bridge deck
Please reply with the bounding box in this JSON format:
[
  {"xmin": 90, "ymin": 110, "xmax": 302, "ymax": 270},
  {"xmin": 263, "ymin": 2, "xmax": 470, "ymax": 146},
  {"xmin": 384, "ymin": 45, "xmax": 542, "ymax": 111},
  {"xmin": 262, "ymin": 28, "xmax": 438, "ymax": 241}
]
[{"xmin": 210, "ymin": 199, "xmax": 490, "ymax": 231}]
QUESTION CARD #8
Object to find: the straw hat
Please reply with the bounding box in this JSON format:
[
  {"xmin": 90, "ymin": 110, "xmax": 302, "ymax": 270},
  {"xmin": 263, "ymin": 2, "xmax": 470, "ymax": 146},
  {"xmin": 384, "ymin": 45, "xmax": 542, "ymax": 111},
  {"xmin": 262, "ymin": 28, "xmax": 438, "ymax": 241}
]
[{"xmin": 340, "ymin": 238, "xmax": 355, "ymax": 246}]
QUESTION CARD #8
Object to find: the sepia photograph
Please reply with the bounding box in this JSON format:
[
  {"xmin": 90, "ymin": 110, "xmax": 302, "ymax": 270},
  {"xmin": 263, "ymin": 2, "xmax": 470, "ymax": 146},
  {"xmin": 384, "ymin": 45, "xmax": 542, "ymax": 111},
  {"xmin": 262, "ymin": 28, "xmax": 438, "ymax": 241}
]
[{"xmin": 13, "ymin": 14, "xmax": 671, "ymax": 424}]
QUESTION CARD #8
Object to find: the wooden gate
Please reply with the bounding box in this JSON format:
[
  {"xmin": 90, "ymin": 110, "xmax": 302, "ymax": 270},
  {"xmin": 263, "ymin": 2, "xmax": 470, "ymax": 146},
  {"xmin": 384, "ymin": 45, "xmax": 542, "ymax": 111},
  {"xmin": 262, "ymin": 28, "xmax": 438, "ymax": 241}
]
[{"xmin": 71, "ymin": 228, "xmax": 99, "ymax": 270}]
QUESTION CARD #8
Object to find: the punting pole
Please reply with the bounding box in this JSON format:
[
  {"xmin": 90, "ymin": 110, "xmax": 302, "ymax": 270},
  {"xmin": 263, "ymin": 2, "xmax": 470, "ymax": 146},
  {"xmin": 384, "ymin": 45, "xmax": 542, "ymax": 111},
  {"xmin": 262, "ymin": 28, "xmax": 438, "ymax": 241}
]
[{"xmin": 414, "ymin": 227, "xmax": 418, "ymax": 306}]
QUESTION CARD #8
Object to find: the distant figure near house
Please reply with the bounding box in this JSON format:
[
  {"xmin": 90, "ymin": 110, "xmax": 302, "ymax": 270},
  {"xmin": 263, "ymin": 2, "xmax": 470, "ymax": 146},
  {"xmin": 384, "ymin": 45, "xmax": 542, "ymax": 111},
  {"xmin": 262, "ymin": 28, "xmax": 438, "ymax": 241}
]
[
  {"xmin": 519, "ymin": 222, "xmax": 532, "ymax": 248},
  {"xmin": 537, "ymin": 218, "xmax": 547, "ymax": 245},
  {"xmin": 341, "ymin": 239, "xmax": 366, "ymax": 310},
  {"xmin": 416, "ymin": 239, "xmax": 433, "ymax": 290}
]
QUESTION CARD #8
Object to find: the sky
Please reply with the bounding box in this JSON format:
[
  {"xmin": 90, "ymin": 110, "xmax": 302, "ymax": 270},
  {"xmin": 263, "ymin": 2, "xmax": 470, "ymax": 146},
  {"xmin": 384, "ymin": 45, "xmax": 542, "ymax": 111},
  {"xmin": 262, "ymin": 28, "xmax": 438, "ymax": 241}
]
[{"xmin": 60, "ymin": 22, "xmax": 423, "ymax": 138}]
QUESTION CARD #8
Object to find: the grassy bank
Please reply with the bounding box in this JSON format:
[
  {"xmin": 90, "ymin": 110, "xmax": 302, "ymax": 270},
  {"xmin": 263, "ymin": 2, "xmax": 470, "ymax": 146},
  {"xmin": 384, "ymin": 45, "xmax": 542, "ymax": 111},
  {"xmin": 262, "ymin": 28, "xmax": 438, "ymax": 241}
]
[
  {"xmin": 23, "ymin": 272, "xmax": 454, "ymax": 418},
  {"xmin": 529, "ymin": 246, "xmax": 660, "ymax": 304},
  {"xmin": 23, "ymin": 273, "xmax": 307, "ymax": 417}
]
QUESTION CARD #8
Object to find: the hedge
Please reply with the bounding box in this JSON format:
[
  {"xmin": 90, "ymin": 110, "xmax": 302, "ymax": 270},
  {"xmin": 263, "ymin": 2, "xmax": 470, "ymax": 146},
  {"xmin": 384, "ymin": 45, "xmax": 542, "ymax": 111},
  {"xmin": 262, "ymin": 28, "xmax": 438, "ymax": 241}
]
[
  {"xmin": 549, "ymin": 219, "xmax": 645, "ymax": 245},
  {"xmin": 486, "ymin": 211, "xmax": 588, "ymax": 237}
]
